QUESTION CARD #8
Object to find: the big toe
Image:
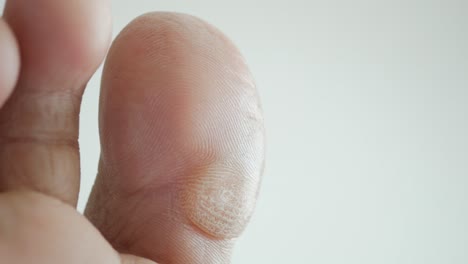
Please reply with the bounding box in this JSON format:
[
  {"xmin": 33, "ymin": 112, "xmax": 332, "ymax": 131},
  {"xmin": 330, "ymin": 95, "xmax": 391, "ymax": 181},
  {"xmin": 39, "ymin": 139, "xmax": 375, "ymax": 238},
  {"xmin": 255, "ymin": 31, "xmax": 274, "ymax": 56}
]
[{"xmin": 85, "ymin": 12, "xmax": 265, "ymax": 264}]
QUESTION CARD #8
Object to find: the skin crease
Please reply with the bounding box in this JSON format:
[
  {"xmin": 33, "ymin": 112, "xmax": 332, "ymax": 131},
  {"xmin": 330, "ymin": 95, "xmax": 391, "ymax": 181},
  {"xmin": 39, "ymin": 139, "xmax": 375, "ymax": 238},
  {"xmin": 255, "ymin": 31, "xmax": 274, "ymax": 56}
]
[
  {"xmin": 85, "ymin": 12, "xmax": 264, "ymax": 264},
  {"xmin": 0, "ymin": 0, "xmax": 264, "ymax": 263}
]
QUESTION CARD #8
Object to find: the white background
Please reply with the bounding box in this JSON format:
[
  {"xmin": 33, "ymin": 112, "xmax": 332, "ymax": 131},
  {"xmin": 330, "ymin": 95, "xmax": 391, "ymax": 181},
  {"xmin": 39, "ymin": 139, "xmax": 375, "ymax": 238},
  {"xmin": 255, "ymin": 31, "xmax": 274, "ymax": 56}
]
[{"xmin": 2, "ymin": 1, "xmax": 468, "ymax": 263}]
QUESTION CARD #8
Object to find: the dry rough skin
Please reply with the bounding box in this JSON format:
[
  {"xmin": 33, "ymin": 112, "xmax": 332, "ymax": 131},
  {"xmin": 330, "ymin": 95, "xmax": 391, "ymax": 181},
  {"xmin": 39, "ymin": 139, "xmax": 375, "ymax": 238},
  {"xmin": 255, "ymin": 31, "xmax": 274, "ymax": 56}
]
[{"xmin": 179, "ymin": 161, "xmax": 260, "ymax": 239}]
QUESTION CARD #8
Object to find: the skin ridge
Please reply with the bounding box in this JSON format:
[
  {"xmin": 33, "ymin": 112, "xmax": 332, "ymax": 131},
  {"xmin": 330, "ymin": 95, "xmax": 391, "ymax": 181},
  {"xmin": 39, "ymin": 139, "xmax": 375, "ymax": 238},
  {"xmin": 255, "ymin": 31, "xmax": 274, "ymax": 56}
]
[{"xmin": 0, "ymin": 135, "xmax": 79, "ymax": 148}]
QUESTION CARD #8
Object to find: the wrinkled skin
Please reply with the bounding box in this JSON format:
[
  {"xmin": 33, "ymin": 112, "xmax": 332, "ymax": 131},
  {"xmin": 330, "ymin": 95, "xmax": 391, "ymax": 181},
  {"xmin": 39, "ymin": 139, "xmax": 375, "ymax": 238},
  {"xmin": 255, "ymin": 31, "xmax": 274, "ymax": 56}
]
[{"xmin": 0, "ymin": 1, "xmax": 264, "ymax": 264}]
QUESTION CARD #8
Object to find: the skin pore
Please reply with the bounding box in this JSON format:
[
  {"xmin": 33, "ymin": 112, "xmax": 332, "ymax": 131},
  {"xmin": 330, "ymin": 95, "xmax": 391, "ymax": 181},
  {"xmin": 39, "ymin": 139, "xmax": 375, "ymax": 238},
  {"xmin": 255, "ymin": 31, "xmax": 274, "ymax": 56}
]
[{"xmin": 0, "ymin": 1, "xmax": 264, "ymax": 264}]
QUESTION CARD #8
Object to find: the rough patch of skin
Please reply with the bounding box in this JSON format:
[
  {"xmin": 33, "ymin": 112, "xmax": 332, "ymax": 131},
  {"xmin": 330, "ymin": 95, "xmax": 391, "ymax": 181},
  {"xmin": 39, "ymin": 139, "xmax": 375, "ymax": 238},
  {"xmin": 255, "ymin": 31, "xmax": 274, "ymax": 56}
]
[{"xmin": 179, "ymin": 161, "xmax": 259, "ymax": 239}]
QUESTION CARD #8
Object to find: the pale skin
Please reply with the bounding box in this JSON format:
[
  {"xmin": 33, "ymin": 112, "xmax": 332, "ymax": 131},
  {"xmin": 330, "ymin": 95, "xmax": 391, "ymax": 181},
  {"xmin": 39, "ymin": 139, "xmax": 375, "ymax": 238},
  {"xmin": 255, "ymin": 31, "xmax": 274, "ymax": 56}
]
[{"xmin": 0, "ymin": 1, "xmax": 264, "ymax": 264}]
